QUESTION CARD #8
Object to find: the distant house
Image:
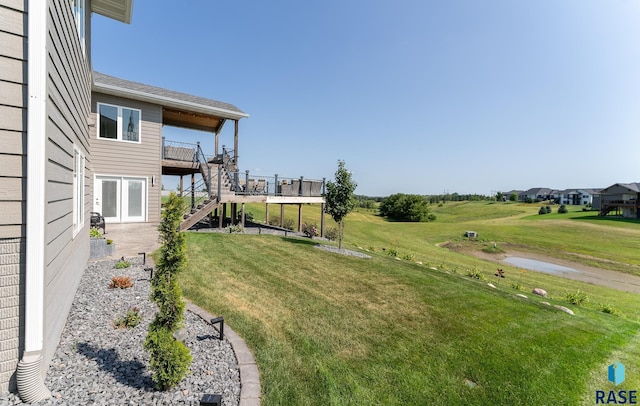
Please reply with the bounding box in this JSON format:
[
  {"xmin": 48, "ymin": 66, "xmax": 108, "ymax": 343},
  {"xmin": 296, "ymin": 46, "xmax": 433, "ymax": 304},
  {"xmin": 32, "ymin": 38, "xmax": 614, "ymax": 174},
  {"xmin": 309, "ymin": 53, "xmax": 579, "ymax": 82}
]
[
  {"xmin": 554, "ymin": 189, "xmax": 600, "ymax": 206},
  {"xmin": 521, "ymin": 188, "xmax": 553, "ymax": 202},
  {"xmin": 598, "ymin": 183, "xmax": 640, "ymax": 218}
]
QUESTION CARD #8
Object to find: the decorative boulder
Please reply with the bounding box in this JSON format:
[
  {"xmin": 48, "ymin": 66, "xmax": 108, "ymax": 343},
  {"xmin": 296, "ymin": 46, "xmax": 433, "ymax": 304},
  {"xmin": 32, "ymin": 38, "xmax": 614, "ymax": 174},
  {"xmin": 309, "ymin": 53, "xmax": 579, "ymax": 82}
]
[
  {"xmin": 532, "ymin": 288, "xmax": 548, "ymax": 297},
  {"xmin": 554, "ymin": 305, "xmax": 575, "ymax": 315}
]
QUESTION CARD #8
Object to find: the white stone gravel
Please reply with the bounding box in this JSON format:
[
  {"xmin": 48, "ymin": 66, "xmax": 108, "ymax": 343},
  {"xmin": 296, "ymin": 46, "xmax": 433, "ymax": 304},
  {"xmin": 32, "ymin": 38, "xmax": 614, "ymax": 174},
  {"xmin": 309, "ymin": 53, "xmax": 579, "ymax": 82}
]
[{"xmin": 0, "ymin": 257, "xmax": 240, "ymax": 406}]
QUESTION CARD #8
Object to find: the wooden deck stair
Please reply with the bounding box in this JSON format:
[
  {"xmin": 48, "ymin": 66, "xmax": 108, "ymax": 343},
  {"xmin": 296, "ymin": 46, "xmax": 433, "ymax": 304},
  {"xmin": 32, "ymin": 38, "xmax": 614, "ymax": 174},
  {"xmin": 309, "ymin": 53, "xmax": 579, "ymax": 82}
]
[{"xmin": 180, "ymin": 197, "xmax": 219, "ymax": 231}]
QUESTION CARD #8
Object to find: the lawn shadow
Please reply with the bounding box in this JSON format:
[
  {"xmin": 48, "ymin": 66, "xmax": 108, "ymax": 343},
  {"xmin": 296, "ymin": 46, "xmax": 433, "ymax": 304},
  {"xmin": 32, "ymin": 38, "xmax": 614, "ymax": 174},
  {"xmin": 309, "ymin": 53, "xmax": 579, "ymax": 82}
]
[
  {"xmin": 77, "ymin": 342, "xmax": 154, "ymax": 390},
  {"xmin": 280, "ymin": 236, "xmax": 317, "ymax": 246},
  {"xmin": 572, "ymin": 215, "xmax": 640, "ymax": 224}
]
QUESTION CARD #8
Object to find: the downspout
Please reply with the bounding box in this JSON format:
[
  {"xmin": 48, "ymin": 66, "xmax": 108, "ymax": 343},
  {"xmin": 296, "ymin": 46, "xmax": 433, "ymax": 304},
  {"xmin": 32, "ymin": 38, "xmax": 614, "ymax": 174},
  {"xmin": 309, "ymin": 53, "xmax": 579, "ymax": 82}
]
[{"xmin": 17, "ymin": 0, "xmax": 51, "ymax": 402}]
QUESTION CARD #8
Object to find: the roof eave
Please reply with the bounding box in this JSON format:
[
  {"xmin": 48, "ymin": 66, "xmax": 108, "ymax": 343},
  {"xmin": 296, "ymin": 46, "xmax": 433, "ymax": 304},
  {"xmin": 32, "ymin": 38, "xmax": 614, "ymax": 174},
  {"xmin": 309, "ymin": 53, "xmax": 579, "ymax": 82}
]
[
  {"xmin": 93, "ymin": 82, "xmax": 249, "ymax": 120},
  {"xmin": 92, "ymin": 0, "xmax": 134, "ymax": 24}
]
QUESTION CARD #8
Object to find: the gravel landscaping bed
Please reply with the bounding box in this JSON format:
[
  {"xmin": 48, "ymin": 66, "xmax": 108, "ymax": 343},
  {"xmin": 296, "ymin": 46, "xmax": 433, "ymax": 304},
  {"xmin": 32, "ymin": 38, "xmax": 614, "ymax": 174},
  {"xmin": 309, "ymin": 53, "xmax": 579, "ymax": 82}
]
[{"xmin": 0, "ymin": 257, "xmax": 240, "ymax": 406}]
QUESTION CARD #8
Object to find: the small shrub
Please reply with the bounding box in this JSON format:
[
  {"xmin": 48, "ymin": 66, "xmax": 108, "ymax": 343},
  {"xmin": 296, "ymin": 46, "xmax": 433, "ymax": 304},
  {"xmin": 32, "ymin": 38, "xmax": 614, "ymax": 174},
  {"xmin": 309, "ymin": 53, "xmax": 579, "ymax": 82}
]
[
  {"xmin": 600, "ymin": 304, "xmax": 619, "ymax": 315},
  {"xmin": 401, "ymin": 253, "xmax": 415, "ymax": 261},
  {"xmin": 538, "ymin": 207, "xmax": 547, "ymax": 215},
  {"xmin": 387, "ymin": 249, "xmax": 398, "ymax": 257},
  {"xmin": 325, "ymin": 227, "xmax": 339, "ymax": 241},
  {"xmin": 227, "ymin": 224, "xmax": 244, "ymax": 233},
  {"xmin": 283, "ymin": 217, "xmax": 295, "ymax": 230},
  {"xmin": 144, "ymin": 327, "xmax": 192, "ymax": 390},
  {"xmin": 110, "ymin": 275, "xmax": 133, "ymax": 289},
  {"xmin": 545, "ymin": 205, "xmax": 551, "ymax": 214},
  {"xmin": 245, "ymin": 211, "xmax": 254, "ymax": 222},
  {"xmin": 563, "ymin": 290, "xmax": 589, "ymax": 306},
  {"xmin": 466, "ymin": 268, "xmax": 486, "ymax": 281},
  {"xmin": 510, "ymin": 282, "xmax": 524, "ymax": 290},
  {"xmin": 113, "ymin": 307, "xmax": 142, "ymax": 329},
  {"xmin": 427, "ymin": 213, "xmax": 437, "ymax": 221},
  {"xmin": 90, "ymin": 227, "xmax": 102, "ymax": 238},
  {"xmin": 558, "ymin": 204, "xmax": 568, "ymax": 214},
  {"xmin": 106, "ymin": 239, "xmax": 114, "ymax": 245},
  {"xmin": 302, "ymin": 223, "xmax": 318, "ymax": 238},
  {"xmin": 368, "ymin": 246, "xmax": 376, "ymax": 252},
  {"xmin": 268, "ymin": 216, "xmax": 281, "ymax": 226},
  {"xmin": 115, "ymin": 260, "xmax": 131, "ymax": 269}
]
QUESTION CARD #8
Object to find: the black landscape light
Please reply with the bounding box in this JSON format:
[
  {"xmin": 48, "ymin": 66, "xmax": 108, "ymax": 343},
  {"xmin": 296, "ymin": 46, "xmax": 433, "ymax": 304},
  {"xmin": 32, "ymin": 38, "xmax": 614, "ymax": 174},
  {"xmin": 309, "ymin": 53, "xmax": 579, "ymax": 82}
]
[
  {"xmin": 211, "ymin": 317, "xmax": 224, "ymax": 340},
  {"xmin": 144, "ymin": 267, "xmax": 153, "ymax": 279},
  {"xmin": 138, "ymin": 252, "xmax": 146, "ymax": 265},
  {"xmin": 200, "ymin": 393, "xmax": 221, "ymax": 406}
]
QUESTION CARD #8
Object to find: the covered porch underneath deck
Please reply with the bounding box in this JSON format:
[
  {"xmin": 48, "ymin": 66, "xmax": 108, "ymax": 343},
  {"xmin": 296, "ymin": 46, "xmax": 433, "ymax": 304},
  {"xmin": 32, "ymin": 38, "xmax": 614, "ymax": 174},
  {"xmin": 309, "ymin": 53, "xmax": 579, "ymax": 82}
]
[{"xmin": 208, "ymin": 195, "xmax": 328, "ymax": 237}]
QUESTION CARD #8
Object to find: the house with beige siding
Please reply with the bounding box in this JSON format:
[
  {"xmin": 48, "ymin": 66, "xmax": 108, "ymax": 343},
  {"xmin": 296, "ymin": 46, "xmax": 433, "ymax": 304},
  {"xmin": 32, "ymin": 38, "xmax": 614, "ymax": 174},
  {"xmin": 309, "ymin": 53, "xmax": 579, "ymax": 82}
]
[
  {"xmin": 1, "ymin": 0, "xmax": 323, "ymax": 401},
  {"xmin": 0, "ymin": 0, "xmax": 132, "ymax": 401},
  {"xmin": 90, "ymin": 73, "xmax": 326, "ymax": 234}
]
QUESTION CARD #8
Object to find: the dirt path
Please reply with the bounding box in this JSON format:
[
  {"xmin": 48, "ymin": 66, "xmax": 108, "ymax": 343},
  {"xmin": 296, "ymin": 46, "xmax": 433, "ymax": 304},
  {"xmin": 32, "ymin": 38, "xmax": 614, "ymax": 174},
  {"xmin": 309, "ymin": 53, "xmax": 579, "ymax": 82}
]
[{"xmin": 441, "ymin": 242, "xmax": 640, "ymax": 294}]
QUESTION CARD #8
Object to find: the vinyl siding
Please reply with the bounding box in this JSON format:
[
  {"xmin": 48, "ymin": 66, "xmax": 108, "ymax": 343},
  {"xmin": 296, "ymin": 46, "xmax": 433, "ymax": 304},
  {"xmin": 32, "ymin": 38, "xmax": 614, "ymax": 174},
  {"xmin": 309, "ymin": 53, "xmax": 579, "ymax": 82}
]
[
  {"xmin": 41, "ymin": 0, "xmax": 91, "ymax": 376},
  {"xmin": 91, "ymin": 92, "xmax": 163, "ymax": 223},
  {"xmin": 0, "ymin": 0, "xmax": 26, "ymax": 393}
]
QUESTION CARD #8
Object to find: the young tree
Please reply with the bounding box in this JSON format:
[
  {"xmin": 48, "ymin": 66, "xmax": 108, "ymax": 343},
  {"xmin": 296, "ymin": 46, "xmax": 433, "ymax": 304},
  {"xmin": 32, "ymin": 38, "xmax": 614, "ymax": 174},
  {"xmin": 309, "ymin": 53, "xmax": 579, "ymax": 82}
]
[
  {"xmin": 144, "ymin": 192, "xmax": 192, "ymax": 390},
  {"xmin": 325, "ymin": 160, "xmax": 357, "ymax": 249}
]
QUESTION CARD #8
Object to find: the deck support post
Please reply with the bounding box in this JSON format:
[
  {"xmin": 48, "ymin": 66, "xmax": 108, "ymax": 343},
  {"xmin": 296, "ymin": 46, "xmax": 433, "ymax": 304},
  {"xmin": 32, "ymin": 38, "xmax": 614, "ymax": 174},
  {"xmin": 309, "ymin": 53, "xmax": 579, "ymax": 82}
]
[
  {"xmin": 320, "ymin": 203, "xmax": 325, "ymax": 238},
  {"xmin": 321, "ymin": 177, "xmax": 326, "ymax": 237},
  {"xmin": 280, "ymin": 204, "xmax": 285, "ymax": 228},
  {"xmin": 265, "ymin": 204, "xmax": 270, "ymax": 225},
  {"xmin": 298, "ymin": 204, "xmax": 303, "ymax": 232},
  {"xmin": 231, "ymin": 203, "xmax": 237, "ymax": 225},
  {"xmin": 241, "ymin": 203, "xmax": 246, "ymax": 228},
  {"xmin": 222, "ymin": 203, "xmax": 227, "ymax": 228},
  {"xmin": 234, "ymin": 120, "xmax": 239, "ymax": 166}
]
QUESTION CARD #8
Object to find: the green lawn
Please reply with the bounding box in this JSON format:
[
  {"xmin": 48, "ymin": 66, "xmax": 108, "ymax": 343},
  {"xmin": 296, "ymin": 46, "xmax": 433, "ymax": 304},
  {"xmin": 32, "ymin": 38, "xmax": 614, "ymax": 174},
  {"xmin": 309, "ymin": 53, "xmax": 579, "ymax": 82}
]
[{"xmin": 179, "ymin": 202, "xmax": 640, "ymax": 405}]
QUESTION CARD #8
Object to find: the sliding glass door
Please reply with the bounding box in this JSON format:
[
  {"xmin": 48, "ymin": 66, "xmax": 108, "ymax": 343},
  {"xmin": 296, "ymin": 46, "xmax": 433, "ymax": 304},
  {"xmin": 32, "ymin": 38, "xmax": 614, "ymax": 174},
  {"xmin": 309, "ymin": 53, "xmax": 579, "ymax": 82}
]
[{"xmin": 94, "ymin": 176, "xmax": 147, "ymax": 223}]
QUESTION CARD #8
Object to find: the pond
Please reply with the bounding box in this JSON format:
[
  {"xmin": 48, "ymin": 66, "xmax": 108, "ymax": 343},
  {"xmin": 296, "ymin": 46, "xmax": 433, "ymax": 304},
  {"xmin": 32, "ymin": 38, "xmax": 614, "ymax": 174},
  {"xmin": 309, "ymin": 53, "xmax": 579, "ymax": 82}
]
[{"xmin": 503, "ymin": 257, "xmax": 581, "ymax": 275}]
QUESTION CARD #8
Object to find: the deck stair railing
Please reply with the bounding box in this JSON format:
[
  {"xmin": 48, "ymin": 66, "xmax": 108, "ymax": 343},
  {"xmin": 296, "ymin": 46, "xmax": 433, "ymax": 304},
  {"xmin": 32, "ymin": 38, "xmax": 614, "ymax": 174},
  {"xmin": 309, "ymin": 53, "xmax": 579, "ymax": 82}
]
[{"xmin": 195, "ymin": 142, "xmax": 212, "ymax": 196}]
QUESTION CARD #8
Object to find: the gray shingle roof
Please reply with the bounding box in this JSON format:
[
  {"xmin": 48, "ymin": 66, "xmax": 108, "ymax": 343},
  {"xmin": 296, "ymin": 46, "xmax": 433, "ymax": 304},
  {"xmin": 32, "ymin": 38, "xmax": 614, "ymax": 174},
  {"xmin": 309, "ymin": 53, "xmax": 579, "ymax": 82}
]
[{"xmin": 92, "ymin": 72, "xmax": 248, "ymax": 120}]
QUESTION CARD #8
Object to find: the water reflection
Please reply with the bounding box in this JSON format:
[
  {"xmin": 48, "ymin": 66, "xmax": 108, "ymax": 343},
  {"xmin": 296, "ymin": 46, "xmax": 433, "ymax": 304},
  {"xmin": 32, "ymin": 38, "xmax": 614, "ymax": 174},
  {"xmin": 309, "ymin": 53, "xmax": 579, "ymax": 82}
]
[{"xmin": 503, "ymin": 257, "xmax": 580, "ymax": 275}]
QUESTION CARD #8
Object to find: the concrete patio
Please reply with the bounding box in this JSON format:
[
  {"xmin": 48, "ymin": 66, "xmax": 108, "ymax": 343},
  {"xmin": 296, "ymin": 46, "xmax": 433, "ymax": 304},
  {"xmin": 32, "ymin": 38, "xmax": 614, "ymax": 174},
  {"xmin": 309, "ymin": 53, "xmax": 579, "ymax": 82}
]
[{"xmin": 100, "ymin": 222, "xmax": 161, "ymax": 259}]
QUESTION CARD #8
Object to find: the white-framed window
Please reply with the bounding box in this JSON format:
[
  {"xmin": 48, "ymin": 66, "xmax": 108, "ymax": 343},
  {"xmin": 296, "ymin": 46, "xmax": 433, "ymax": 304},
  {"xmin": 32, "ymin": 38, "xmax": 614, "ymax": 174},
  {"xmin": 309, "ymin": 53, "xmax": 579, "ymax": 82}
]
[
  {"xmin": 73, "ymin": 0, "xmax": 86, "ymax": 54},
  {"xmin": 97, "ymin": 103, "xmax": 142, "ymax": 143},
  {"xmin": 73, "ymin": 146, "xmax": 85, "ymax": 236}
]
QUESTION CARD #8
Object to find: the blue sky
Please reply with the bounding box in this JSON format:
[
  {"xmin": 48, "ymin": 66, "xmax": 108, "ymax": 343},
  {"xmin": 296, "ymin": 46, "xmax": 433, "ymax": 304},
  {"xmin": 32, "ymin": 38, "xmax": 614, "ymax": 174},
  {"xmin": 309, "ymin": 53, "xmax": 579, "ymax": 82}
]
[{"xmin": 92, "ymin": 1, "xmax": 640, "ymax": 196}]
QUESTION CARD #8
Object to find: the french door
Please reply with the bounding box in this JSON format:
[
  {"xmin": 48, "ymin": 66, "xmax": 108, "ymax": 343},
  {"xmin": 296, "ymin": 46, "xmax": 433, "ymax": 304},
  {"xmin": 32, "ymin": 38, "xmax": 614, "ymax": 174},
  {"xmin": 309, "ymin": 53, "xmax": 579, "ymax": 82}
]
[{"xmin": 94, "ymin": 176, "xmax": 147, "ymax": 222}]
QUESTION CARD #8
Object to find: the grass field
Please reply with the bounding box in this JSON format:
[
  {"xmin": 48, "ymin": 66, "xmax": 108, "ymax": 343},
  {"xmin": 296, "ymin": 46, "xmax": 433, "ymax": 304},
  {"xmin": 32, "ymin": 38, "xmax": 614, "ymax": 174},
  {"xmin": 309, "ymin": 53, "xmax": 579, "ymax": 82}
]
[{"xmin": 179, "ymin": 201, "xmax": 640, "ymax": 405}]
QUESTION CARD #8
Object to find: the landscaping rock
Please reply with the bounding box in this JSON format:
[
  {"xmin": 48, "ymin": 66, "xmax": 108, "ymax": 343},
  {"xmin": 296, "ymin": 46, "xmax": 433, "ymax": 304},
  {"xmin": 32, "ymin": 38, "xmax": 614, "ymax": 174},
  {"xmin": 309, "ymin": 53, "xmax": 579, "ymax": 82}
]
[
  {"xmin": 0, "ymin": 258, "xmax": 242, "ymax": 405},
  {"xmin": 487, "ymin": 283, "xmax": 496, "ymax": 289},
  {"xmin": 554, "ymin": 305, "xmax": 575, "ymax": 315},
  {"xmin": 541, "ymin": 301, "xmax": 551, "ymax": 306},
  {"xmin": 532, "ymin": 288, "xmax": 548, "ymax": 297},
  {"xmin": 516, "ymin": 294, "xmax": 528, "ymax": 299}
]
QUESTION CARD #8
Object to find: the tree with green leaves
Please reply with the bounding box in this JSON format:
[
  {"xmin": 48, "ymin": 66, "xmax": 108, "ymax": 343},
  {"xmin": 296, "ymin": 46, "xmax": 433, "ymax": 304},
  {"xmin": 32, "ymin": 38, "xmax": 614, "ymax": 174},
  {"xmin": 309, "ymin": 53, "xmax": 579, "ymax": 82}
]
[
  {"xmin": 144, "ymin": 192, "xmax": 192, "ymax": 390},
  {"xmin": 324, "ymin": 160, "xmax": 357, "ymax": 249},
  {"xmin": 379, "ymin": 193, "xmax": 432, "ymax": 222}
]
